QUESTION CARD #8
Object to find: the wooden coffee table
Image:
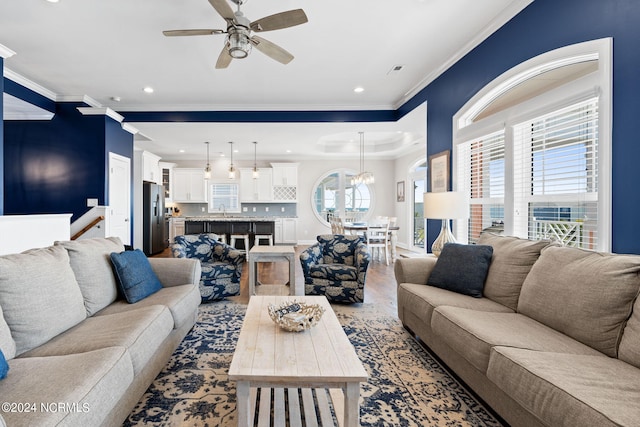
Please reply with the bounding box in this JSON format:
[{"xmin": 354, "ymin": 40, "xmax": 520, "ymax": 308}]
[{"xmin": 229, "ymin": 295, "xmax": 368, "ymax": 427}]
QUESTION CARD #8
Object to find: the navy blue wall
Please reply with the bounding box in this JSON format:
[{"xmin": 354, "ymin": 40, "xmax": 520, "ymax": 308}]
[
  {"xmin": 4, "ymin": 103, "xmax": 132, "ymax": 221},
  {"xmin": 398, "ymin": 0, "xmax": 640, "ymax": 254}
]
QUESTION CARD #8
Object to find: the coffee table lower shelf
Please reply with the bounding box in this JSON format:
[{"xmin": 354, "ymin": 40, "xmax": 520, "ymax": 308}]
[{"xmin": 239, "ymin": 386, "xmax": 347, "ymax": 427}]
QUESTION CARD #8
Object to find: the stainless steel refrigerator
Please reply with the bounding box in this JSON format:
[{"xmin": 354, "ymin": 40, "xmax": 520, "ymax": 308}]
[{"xmin": 143, "ymin": 182, "xmax": 166, "ymax": 255}]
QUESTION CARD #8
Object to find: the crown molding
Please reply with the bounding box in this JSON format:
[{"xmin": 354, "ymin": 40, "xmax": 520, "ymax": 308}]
[
  {"xmin": 3, "ymin": 111, "xmax": 55, "ymax": 121},
  {"xmin": 0, "ymin": 44, "xmax": 16, "ymax": 59},
  {"xmin": 121, "ymin": 123, "xmax": 139, "ymax": 135},
  {"xmin": 58, "ymin": 95, "xmax": 101, "ymax": 107},
  {"xmin": 393, "ymin": 0, "xmax": 534, "ymax": 109},
  {"xmin": 3, "ymin": 68, "xmax": 57, "ymax": 101},
  {"xmin": 111, "ymin": 102, "xmax": 396, "ymax": 112},
  {"xmin": 77, "ymin": 107, "xmax": 124, "ymax": 123}
]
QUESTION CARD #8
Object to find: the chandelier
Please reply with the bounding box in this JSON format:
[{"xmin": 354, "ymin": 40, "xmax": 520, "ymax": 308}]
[{"xmin": 351, "ymin": 132, "xmax": 375, "ymax": 185}]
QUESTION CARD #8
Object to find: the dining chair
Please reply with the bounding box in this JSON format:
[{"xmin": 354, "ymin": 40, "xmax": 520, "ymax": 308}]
[{"xmin": 366, "ymin": 218, "xmax": 390, "ymax": 265}]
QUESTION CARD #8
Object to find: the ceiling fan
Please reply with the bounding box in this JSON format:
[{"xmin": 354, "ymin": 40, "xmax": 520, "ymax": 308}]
[{"xmin": 163, "ymin": 0, "xmax": 308, "ymax": 69}]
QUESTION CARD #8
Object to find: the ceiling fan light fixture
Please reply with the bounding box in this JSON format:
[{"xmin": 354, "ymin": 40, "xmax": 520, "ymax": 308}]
[{"xmin": 228, "ymin": 31, "xmax": 251, "ymax": 59}]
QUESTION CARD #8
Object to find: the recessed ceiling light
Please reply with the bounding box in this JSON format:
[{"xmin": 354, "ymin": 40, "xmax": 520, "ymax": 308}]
[
  {"xmin": 111, "ymin": 96, "xmax": 121, "ymax": 102},
  {"xmin": 143, "ymin": 86, "xmax": 154, "ymax": 94},
  {"xmin": 179, "ymin": 149, "xmax": 185, "ymax": 153},
  {"xmin": 286, "ymin": 150, "xmax": 292, "ymax": 153},
  {"xmin": 353, "ymin": 87, "xmax": 364, "ymax": 93},
  {"xmin": 46, "ymin": 0, "xmax": 60, "ymax": 3}
]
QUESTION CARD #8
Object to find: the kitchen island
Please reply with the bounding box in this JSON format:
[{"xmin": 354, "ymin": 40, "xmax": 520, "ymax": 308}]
[{"xmin": 184, "ymin": 217, "xmax": 277, "ymax": 250}]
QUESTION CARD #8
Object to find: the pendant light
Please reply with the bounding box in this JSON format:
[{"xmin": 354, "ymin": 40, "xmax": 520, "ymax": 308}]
[
  {"xmin": 228, "ymin": 141, "xmax": 236, "ymax": 179},
  {"xmin": 252, "ymin": 141, "xmax": 259, "ymax": 179},
  {"xmin": 204, "ymin": 141, "xmax": 211, "ymax": 179},
  {"xmin": 351, "ymin": 131, "xmax": 375, "ymax": 185}
]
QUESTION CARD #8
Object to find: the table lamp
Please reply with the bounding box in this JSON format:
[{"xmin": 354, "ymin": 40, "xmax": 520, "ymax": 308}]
[{"xmin": 423, "ymin": 191, "xmax": 469, "ymax": 256}]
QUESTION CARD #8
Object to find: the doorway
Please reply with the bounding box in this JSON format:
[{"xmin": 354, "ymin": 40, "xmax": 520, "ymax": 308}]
[{"xmin": 108, "ymin": 153, "xmax": 131, "ymax": 245}]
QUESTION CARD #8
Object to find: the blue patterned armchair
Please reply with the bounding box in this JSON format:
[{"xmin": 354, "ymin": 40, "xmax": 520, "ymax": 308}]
[
  {"xmin": 172, "ymin": 234, "xmax": 244, "ymax": 302},
  {"xmin": 300, "ymin": 234, "xmax": 370, "ymax": 303}
]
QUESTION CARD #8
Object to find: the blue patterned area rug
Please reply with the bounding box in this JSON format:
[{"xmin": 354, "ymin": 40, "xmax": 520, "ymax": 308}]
[{"xmin": 124, "ymin": 302, "xmax": 504, "ymax": 427}]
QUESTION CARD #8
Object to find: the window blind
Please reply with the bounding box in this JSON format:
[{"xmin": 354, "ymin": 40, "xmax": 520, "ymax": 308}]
[
  {"xmin": 513, "ymin": 98, "xmax": 598, "ymax": 249},
  {"xmin": 456, "ymin": 130, "xmax": 505, "ymax": 243},
  {"xmin": 209, "ymin": 183, "xmax": 240, "ymax": 212}
]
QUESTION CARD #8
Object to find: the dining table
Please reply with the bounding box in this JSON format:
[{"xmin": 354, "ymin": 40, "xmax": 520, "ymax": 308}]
[{"xmin": 343, "ymin": 222, "xmax": 400, "ymax": 262}]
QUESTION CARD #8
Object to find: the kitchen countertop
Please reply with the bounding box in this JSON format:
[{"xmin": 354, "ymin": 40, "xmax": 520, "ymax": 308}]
[{"xmin": 180, "ymin": 216, "xmax": 296, "ymax": 222}]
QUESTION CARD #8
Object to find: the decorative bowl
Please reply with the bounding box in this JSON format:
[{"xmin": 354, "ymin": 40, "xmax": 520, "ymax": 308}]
[{"xmin": 268, "ymin": 300, "xmax": 325, "ymax": 332}]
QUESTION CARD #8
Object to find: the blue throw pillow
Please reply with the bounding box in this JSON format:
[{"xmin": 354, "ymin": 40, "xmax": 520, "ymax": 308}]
[
  {"xmin": 427, "ymin": 243, "xmax": 493, "ymax": 298},
  {"xmin": 110, "ymin": 249, "xmax": 163, "ymax": 303},
  {"xmin": 0, "ymin": 349, "xmax": 8, "ymax": 380}
]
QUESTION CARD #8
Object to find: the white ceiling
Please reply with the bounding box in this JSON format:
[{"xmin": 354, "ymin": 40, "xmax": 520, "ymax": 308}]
[{"xmin": 0, "ymin": 0, "xmax": 529, "ymax": 161}]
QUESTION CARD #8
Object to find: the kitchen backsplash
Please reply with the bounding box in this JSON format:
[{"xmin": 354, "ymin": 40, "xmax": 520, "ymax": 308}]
[{"xmin": 169, "ymin": 202, "xmax": 297, "ymax": 218}]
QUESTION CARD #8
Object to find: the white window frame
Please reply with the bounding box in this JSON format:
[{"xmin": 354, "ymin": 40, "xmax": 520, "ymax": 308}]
[
  {"xmin": 452, "ymin": 38, "xmax": 612, "ymax": 251},
  {"xmin": 310, "ymin": 168, "xmax": 376, "ymax": 225}
]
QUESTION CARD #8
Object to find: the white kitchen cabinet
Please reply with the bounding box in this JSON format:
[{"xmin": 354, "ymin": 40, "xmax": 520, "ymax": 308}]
[
  {"xmin": 142, "ymin": 151, "xmax": 161, "ymax": 184},
  {"xmin": 172, "ymin": 168, "xmax": 207, "ymax": 203},
  {"xmin": 271, "ymin": 163, "xmax": 298, "ymax": 186},
  {"xmin": 240, "ymin": 168, "xmax": 273, "ymax": 202},
  {"xmin": 170, "ymin": 217, "xmax": 185, "ymax": 242},
  {"xmin": 275, "ymin": 218, "xmax": 297, "ymax": 244},
  {"xmin": 282, "ymin": 218, "xmax": 297, "ymax": 243},
  {"xmin": 271, "ymin": 163, "xmax": 298, "ymax": 202},
  {"xmin": 159, "ymin": 162, "xmax": 175, "ymax": 201}
]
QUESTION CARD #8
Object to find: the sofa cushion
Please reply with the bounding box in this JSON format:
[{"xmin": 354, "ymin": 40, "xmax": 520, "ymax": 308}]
[
  {"xmin": 317, "ymin": 234, "xmax": 364, "ymax": 266},
  {"xmin": 477, "ymin": 233, "xmax": 551, "ymax": 310},
  {"xmin": 427, "ymin": 243, "xmax": 493, "ymax": 298},
  {"xmin": 110, "ymin": 249, "xmax": 163, "ymax": 303},
  {"xmin": 96, "ymin": 285, "xmax": 200, "ymax": 331},
  {"xmin": 0, "ymin": 305, "xmax": 16, "ymax": 360},
  {"xmin": 0, "ymin": 349, "xmax": 7, "ymax": 380},
  {"xmin": 56, "ymin": 237, "xmax": 124, "ymax": 316},
  {"xmin": 398, "ymin": 283, "xmax": 513, "ymax": 328},
  {"xmin": 518, "ymin": 245, "xmax": 640, "ymax": 357},
  {"xmin": 21, "ymin": 305, "xmax": 173, "ymax": 374},
  {"xmin": 619, "ymin": 296, "xmax": 640, "ymax": 369},
  {"xmin": 1, "ymin": 347, "xmax": 133, "ymax": 427},
  {"xmin": 0, "ymin": 245, "xmax": 87, "ymax": 356},
  {"xmin": 431, "ymin": 306, "xmax": 603, "ymax": 373},
  {"xmin": 487, "ymin": 347, "xmax": 640, "ymax": 427}
]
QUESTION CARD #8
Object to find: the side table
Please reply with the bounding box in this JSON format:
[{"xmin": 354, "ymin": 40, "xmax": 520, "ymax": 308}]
[{"xmin": 248, "ymin": 246, "xmax": 301, "ymax": 296}]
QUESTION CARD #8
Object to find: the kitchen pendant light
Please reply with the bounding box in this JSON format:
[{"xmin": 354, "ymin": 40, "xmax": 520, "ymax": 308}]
[
  {"xmin": 204, "ymin": 141, "xmax": 211, "ymax": 179},
  {"xmin": 351, "ymin": 131, "xmax": 374, "ymax": 185},
  {"xmin": 252, "ymin": 141, "xmax": 259, "ymax": 179},
  {"xmin": 228, "ymin": 141, "xmax": 236, "ymax": 180}
]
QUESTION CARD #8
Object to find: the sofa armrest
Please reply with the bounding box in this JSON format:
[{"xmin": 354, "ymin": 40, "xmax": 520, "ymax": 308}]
[
  {"xmin": 148, "ymin": 258, "xmax": 201, "ymax": 288},
  {"xmin": 394, "ymin": 256, "xmax": 438, "ymax": 286}
]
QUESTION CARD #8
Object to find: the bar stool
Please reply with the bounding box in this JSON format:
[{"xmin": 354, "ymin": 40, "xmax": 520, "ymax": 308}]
[
  {"xmin": 217, "ymin": 234, "xmax": 227, "ymax": 244},
  {"xmin": 253, "ymin": 234, "xmax": 273, "ymax": 247},
  {"xmin": 229, "ymin": 234, "xmax": 250, "ymax": 252}
]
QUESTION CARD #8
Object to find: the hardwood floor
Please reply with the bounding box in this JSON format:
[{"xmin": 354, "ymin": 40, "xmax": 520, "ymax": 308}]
[{"xmin": 154, "ymin": 244, "xmax": 404, "ymax": 317}]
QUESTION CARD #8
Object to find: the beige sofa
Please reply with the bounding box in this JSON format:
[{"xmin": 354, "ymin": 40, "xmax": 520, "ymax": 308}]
[
  {"xmin": 395, "ymin": 233, "xmax": 640, "ymax": 427},
  {"xmin": 0, "ymin": 237, "xmax": 201, "ymax": 427}
]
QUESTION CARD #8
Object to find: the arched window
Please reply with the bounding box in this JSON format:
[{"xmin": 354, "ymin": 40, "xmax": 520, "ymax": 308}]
[
  {"xmin": 453, "ymin": 38, "xmax": 612, "ymax": 251},
  {"xmin": 311, "ymin": 169, "xmax": 374, "ymax": 224}
]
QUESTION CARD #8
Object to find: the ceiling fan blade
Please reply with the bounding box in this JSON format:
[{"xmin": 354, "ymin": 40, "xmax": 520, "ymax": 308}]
[
  {"xmin": 250, "ymin": 9, "xmax": 308, "ymax": 32},
  {"xmin": 208, "ymin": 0, "xmax": 235, "ymax": 22},
  {"xmin": 215, "ymin": 46, "xmax": 233, "ymax": 69},
  {"xmin": 250, "ymin": 35, "xmax": 294, "ymax": 65},
  {"xmin": 163, "ymin": 29, "xmax": 224, "ymax": 37}
]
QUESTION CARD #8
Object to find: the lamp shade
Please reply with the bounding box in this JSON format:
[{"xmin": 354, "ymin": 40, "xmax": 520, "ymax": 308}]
[{"xmin": 423, "ymin": 192, "xmax": 469, "ymax": 219}]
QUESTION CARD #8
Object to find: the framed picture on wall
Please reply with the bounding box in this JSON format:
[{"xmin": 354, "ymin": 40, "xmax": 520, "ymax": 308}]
[
  {"xmin": 397, "ymin": 181, "xmax": 405, "ymax": 202},
  {"xmin": 429, "ymin": 150, "xmax": 450, "ymax": 192}
]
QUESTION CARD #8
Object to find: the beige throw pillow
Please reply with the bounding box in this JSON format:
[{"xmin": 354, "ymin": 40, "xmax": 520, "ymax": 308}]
[
  {"xmin": 478, "ymin": 233, "xmax": 551, "ymax": 310},
  {"xmin": 0, "ymin": 245, "xmax": 87, "ymax": 355},
  {"xmin": 518, "ymin": 245, "xmax": 640, "ymax": 357}
]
